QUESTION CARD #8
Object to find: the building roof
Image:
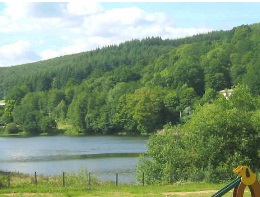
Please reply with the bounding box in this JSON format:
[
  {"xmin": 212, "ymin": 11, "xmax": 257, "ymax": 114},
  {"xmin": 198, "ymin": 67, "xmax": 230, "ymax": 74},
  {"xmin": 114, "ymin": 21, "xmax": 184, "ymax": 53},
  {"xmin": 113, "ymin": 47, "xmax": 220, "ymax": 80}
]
[{"xmin": 219, "ymin": 89, "xmax": 233, "ymax": 99}]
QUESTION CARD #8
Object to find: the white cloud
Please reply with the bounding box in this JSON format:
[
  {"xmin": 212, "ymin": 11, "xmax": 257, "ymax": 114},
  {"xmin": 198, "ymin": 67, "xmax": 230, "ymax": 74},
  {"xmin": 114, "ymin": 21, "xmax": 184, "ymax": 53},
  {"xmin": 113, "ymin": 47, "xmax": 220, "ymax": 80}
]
[
  {"xmin": 3, "ymin": 2, "xmax": 30, "ymax": 19},
  {"xmin": 0, "ymin": 41, "xmax": 40, "ymax": 67},
  {"xmin": 0, "ymin": 2, "xmax": 213, "ymax": 67},
  {"xmin": 80, "ymin": 6, "xmax": 211, "ymax": 45},
  {"xmin": 3, "ymin": 2, "xmax": 66, "ymax": 19},
  {"xmin": 0, "ymin": 16, "xmax": 7, "ymax": 24},
  {"xmin": 67, "ymin": 1, "xmax": 103, "ymax": 15},
  {"xmin": 40, "ymin": 39, "xmax": 89, "ymax": 60},
  {"xmin": 81, "ymin": 6, "xmax": 173, "ymax": 41}
]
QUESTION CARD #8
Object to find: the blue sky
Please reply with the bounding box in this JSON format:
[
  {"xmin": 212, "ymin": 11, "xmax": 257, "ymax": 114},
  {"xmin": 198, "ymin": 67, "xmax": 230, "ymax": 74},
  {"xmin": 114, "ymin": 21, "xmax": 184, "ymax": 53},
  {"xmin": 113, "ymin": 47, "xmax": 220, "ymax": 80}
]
[{"xmin": 0, "ymin": 2, "xmax": 259, "ymax": 67}]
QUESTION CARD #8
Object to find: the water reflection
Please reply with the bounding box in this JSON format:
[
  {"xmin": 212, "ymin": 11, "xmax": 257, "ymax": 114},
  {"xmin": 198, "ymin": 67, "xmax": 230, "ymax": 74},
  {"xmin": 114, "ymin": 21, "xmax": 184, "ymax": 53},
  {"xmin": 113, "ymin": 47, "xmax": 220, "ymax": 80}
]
[{"xmin": 0, "ymin": 136, "xmax": 147, "ymax": 183}]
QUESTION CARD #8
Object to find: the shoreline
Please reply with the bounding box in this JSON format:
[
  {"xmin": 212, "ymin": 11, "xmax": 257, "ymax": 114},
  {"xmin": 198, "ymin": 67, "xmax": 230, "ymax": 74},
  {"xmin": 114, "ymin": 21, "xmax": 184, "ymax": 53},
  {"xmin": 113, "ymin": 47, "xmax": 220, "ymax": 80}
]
[{"xmin": 0, "ymin": 128, "xmax": 151, "ymax": 137}]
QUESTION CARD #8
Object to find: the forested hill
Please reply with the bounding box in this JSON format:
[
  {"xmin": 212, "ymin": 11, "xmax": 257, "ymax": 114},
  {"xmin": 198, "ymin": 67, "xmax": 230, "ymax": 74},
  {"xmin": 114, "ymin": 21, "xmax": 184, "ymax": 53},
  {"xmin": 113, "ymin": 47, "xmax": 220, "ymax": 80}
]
[
  {"xmin": 0, "ymin": 29, "xmax": 233, "ymax": 97},
  {"xmin": 0, "ymin": 23, "xmax": 259, "ymax": 135}
]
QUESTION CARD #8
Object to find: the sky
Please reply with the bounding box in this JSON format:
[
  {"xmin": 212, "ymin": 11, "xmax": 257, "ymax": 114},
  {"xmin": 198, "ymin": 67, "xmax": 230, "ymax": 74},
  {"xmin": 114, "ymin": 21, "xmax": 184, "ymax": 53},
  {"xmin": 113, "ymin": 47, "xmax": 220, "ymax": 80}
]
[{"xmin": 0, "ymin": 1, "xmax": 259, "ymax": 67}]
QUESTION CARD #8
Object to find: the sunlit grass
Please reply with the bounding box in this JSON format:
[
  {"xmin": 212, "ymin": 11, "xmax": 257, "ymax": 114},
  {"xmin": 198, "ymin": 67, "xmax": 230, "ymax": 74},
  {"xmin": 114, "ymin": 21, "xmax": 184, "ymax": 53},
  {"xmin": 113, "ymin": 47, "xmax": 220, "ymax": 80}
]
[
  {"xmin": 0, "ymin": 185, "xmax": 253, "ymax": 197},
  {"xmin": 0, "ymin": 172, "xmax": 253, "ymax": 197}
]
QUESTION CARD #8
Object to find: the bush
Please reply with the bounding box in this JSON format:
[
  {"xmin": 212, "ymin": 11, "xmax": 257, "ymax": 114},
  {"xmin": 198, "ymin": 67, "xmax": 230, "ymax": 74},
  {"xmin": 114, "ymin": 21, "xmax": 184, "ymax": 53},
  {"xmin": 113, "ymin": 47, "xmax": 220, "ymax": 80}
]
[
  {"xmin": 40, "ymin": 117, "xmax": 57, "ymax": 131},
  {"xmin": 138, "ymin": 86, "xmax": 260, "ymax": 184},
  {"xmin": 5, "ymin": 123, "xmax": 20, "ymax": 134},
  {"xmin": 137, "ymin": 127, "xmax": 196, "ymax": 184},
  {"xmin": 0, "ymin": 171, "xmax": 9, "ymax": 188}
]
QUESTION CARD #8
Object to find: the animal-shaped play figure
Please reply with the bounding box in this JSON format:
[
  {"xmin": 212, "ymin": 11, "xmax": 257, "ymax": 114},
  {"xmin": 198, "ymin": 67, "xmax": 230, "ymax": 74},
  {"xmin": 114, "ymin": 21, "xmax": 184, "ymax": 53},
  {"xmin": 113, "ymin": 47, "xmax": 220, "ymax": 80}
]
[{"xmin": 233, "ymin": 165, "xmax": 260, "ymax": 197}]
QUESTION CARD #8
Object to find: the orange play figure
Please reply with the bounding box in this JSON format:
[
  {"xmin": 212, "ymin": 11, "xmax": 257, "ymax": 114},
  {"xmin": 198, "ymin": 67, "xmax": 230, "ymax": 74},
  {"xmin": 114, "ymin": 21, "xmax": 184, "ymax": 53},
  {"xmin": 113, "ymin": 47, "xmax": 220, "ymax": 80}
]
[
  {"xmin": 233, "ymin": 166, "xmax": 260, "ymax": 197},
  {"xmin": 212, "ymin": 166, "xmax": 260, "ymax": 197}
]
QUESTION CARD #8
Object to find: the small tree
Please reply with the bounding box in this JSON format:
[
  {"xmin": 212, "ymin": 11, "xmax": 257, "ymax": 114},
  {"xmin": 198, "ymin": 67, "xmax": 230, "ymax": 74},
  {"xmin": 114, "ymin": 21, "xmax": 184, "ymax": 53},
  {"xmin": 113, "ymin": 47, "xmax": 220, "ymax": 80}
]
[
  {"xmin": 1, "ymin": 100, "xmax": 15, "ymax": 124},
  {"xmin": 40, "ymin": 116, "xmax": 57, "ymax": 133},
  {"xmin": 5, "ymin": 123, "xmax": 20, "ymax": 134},
  {"xmin": 137, "ymin": 127, "xmax": 195, "ymax": 184}
]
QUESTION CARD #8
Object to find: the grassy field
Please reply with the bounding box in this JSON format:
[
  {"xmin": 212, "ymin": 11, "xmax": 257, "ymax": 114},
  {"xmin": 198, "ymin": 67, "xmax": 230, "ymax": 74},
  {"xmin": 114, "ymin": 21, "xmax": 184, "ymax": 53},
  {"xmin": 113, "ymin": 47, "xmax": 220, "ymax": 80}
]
[
  {"xmin": 0, "ymin": 184, "xmax": 252, "ymax": 197},
  {"xmin": 0, "ymin": 180, "xmax": 252, "ymax": 196},
  {"xmin": 0, "ymin": 171, "xmax": 252, "ymax": 197}
]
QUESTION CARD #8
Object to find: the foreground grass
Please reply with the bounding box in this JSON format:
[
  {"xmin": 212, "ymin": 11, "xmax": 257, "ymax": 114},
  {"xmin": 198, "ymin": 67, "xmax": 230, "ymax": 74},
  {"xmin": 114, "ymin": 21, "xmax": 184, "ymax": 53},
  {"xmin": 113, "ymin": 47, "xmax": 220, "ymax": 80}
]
[
  {"xmin": 0, "ymin": 172, "xmax": 252, "ymax": 197},
  {"xmin": 0, "ymin": 182, "xmax": 253, "ymax": 197}
]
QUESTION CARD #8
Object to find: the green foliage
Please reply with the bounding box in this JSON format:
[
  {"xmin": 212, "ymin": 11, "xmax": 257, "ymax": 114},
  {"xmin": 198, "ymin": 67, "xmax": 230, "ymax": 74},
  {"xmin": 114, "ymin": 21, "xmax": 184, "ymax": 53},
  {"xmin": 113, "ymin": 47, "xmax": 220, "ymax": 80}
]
[
  {"xmin": 244, "ymin": 54, "xmax": 260, "ymax": 95},
  {"xmin": 138, "ymin": 85, "xmax": 260, "ymax": 184},
  {"xmin": 114, "ymin": 87, "xmax": 165, "ymax": 134},
  {"xmin": 67, "ymin": 92, "xmax": 89, "ymax": 134},
  {"xmin": 203, "ymin": 46, "xmax": 232, "ymax": 91},
  {"xmin": 10, "ymin": 92, "xmax": 57, "ymax": 134},
  {"xmin": 185, "ymin": 86, "xmax": 260, "ymax": 177},
  {"xmin": 40, "ymin": 116, "xmax": 57, "ymax": 133},
  {"xmin": 171, "ymin": 44, "xmax": 205, "ymax": 96},
  {"xmin": 0, "ymin": 172, "xmax": 9, "ymax": 188},
  {"xmin": 60, "ymin": 168, "xmax": 94, "ymax": 187},
  {"xmin": 0, "ymin": 23, "xmax": 260, "ymax": 136},
  {"xmin": 5, "ymin": 85, "xmax": 29, "ymax": 104},
  {"xmin": 197, "ymin": 88, "xmax": 218, "ymax": 106},
  {"xmin": 1, "ymin": 100, "xmax": 15, "ymax": 124},
  {"xmin": 137, "ymin": 127, "xmax": 198, "ymax": 184},
  {"xmin": 5, "ymin": 123, "xmax": 20, "ymax": 134},
  {"xmin": 163, "ymin": 91, "xmax": 180, "ymax": 124}
]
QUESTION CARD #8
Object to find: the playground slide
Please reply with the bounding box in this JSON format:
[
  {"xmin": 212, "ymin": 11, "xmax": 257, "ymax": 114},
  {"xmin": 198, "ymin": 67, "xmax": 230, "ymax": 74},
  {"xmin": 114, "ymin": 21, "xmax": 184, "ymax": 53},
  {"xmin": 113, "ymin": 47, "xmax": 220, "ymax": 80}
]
[{"xmin": 211, "ymin": 177, "xmax": 241, "ymax": 197}]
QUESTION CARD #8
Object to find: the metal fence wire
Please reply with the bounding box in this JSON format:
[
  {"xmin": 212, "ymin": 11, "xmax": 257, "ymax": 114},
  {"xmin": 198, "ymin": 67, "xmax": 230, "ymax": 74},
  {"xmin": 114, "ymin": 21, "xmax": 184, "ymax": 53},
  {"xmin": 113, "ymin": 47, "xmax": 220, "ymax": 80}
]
[{"xmin": 0, "ymin": 170, "xmax": 145, "ymax": 188}]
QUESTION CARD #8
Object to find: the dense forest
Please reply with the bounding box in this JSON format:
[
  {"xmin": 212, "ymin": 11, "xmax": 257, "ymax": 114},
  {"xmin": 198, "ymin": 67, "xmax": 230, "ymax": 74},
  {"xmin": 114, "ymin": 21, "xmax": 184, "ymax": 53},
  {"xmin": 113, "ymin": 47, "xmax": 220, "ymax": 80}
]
[{"xmin": 0, "ymin": 23, "xmax": 260, "ymax": 183}]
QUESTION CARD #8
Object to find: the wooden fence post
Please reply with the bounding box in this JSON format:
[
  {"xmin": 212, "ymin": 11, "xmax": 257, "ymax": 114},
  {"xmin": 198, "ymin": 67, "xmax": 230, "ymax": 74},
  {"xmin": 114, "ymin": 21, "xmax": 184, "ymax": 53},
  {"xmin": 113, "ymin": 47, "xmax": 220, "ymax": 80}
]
[
  {"xmin": 62, "ymin": 172, "xmax": 65, "ymax": 187},
  {"xmin": 116, "ymin": 173, "xmax": 118, "ymax": 186},
  {"xmin": 34, "ymin": 172, "xmax": 37, "ymax": 186},
  {"xmin": 88, "ymin": 172, "xmax": 91, "ymax": 186},
  {"xmin": 142, "ymin": 172, "xmax": 145, "ymax": 186}
]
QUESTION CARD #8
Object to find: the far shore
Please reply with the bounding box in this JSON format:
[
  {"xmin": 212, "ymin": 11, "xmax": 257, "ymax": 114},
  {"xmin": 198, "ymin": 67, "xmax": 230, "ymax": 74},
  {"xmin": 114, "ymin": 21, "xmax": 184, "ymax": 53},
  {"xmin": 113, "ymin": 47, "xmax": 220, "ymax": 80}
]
[{"xmin": 0, "ymin": 128, "xmax": 150, "ymax": 137}]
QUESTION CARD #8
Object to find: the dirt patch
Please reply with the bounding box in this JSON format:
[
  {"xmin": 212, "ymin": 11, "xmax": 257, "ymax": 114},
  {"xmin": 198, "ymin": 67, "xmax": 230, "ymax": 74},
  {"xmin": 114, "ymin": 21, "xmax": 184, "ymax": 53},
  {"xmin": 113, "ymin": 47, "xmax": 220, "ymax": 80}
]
[
  {"xmin": 163, "ymin": 190, "xmax": 218, "ymax": 196},
  {"xmin": 0, "ymin": 193, "xmax": 61, "ymax": 197}
]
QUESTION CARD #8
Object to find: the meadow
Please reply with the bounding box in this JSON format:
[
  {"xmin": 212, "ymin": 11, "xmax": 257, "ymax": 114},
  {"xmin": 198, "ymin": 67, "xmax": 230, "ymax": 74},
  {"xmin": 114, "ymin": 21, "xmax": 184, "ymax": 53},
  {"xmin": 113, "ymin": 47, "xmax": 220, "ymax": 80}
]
[{"xmin": 0, "ymin": 171, "xmax": 252, "ymax": 197}]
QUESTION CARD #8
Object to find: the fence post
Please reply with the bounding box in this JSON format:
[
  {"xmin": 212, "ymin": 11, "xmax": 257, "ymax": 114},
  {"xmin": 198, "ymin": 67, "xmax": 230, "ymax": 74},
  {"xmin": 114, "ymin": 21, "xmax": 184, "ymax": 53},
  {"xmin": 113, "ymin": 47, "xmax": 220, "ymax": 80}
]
[
  {"xmin": 116, "ymin": 173, "xmax": 118, "ymax": 186},
  {"xmin": 62, "ymin": 172, "xmax": 65, "ymax": 187},
  {"xmin": 34, "ymin": 172, "xmax": 37, "ymax": 186},
  {"xmin": 142, "ymin": 172, "xmax": 145, "ymax": 186},
  {"xmin": 88, "ymin": 172, "xmax": 91, "ymax": 186}
]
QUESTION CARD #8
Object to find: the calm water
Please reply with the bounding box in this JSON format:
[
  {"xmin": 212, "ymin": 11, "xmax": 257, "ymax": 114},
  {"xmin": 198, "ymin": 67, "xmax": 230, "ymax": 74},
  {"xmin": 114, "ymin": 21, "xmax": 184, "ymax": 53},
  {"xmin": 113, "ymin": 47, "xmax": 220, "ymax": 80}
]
[{"xmin": 0, "ymin": 136, "xmax": 148, "ymax": 183}]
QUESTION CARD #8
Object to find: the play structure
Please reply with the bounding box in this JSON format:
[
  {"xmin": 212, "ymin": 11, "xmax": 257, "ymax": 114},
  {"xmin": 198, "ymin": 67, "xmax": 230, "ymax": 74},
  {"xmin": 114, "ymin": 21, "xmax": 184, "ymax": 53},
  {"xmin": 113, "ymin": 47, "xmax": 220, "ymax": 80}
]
[{"xmin": 212, "ymin": 166, "xmax": 260, "ymax": 197}]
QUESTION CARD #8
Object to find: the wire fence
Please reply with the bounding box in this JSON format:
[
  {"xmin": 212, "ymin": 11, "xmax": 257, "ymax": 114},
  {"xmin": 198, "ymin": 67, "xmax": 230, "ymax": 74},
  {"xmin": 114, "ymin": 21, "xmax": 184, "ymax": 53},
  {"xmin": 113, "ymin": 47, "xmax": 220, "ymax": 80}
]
[{"xmin": 0, "ymin": 170, "xmax": 145, "ymax": 188}]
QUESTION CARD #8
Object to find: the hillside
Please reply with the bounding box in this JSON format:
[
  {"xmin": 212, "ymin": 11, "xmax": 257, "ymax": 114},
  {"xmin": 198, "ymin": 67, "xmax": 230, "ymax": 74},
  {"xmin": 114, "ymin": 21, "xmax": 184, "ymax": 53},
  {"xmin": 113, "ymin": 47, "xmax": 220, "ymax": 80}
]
[
  {"xmin": 0, "ymin": 30, "xmax": 233, "ymax": 98},
  {"xmin": 0, "ymin": 23, "xmax": 260, "ymax": 135}
]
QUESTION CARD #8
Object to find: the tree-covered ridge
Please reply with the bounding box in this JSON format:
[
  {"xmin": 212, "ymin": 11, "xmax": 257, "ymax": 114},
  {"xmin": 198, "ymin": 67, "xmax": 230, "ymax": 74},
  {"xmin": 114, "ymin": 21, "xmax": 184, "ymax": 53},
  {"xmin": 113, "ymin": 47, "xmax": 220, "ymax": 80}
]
[
  {"xmin": 0, "ymin": 28, "xmax": 233, "ymax": 97},
  {"xmin": 0, "ymin": 23, "xmax": 259, "ymax": 136}
]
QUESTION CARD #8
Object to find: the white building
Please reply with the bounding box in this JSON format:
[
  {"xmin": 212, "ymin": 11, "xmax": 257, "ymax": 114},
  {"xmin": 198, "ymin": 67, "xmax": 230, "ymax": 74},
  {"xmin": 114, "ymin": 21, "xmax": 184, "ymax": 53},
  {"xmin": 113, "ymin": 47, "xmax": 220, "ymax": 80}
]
[
  {"xmin": 219, "ymin": 89, "xmax": 233, "ymax": 99},
  {"xmin": 0, "ymin": 101, "xmax": 5, "ymax": 107}
]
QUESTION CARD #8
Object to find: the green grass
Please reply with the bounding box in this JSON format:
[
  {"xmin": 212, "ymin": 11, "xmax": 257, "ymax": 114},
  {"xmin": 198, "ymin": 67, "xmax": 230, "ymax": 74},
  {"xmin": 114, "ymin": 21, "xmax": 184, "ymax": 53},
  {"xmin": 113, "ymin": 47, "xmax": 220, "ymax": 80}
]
[
  {"xmin": 0, "ymin": 172, "xmax": 253, "ymax": 197},
  {"xmin": 0, "ymin": 184, "xmax": 253, "ymax": 197}
]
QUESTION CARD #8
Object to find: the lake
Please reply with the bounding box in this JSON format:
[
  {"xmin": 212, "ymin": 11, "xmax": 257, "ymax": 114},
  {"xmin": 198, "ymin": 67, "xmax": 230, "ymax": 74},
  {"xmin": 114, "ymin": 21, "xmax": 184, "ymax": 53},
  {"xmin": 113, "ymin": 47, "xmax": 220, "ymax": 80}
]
[{"xmin": 0, "ymin": 136, "xmax": 148, "ymax": 183}]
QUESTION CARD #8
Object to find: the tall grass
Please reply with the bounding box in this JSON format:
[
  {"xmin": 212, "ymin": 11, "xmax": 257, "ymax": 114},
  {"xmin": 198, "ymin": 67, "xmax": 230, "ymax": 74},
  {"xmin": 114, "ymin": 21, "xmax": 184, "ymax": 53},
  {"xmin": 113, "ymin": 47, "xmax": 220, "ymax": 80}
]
[{"xmin": 0, "ymin": 171, "xmax": 254, "ymax": 197}]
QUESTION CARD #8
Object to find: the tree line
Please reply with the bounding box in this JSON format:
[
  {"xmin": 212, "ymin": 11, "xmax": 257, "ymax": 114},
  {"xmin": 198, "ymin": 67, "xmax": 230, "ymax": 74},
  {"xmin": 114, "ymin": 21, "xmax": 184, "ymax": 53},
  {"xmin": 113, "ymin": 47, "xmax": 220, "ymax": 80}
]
[{"xmin": 0, "ymin": 23, "xmax": 259, "ymax": 136}]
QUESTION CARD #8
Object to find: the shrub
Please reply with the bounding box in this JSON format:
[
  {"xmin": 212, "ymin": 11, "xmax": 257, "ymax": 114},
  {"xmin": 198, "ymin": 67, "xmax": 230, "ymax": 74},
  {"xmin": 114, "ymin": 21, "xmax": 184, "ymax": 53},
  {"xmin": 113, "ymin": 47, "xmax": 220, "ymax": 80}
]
[{"xmin": 5, "ymin": 123, "xmax": 20, "ymax": 134}]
